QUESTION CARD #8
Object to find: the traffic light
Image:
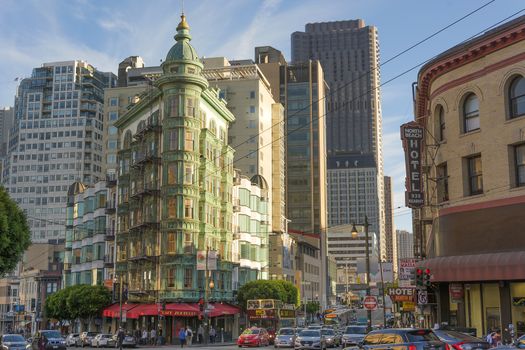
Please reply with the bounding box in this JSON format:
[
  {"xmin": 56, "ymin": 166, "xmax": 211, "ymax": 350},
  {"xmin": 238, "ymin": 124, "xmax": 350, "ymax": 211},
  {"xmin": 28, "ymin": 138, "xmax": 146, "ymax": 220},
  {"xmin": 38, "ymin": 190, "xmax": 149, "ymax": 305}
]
[
  {"xmin": 423, "ymin": 269, "xmax": 431, "ymax": 287},
  {"xmin": 416, "ymin": 268, "xmax": 423, "ymax": 287}
]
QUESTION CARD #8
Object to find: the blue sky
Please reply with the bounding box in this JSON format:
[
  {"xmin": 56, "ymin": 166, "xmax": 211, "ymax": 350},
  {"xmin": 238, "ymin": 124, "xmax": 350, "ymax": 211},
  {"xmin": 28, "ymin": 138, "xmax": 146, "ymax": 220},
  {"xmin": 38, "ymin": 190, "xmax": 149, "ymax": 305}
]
[{"xmin": 0, "ymin": 0, "xmax": 523, "ymax": 231}]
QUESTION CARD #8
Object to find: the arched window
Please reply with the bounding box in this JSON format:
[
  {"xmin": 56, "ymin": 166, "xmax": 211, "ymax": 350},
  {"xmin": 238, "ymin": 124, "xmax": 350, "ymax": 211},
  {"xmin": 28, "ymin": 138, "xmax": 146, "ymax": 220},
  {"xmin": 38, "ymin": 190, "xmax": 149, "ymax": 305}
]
[
  {"xmin": 435, "ymin": 105, "xmax": 445, "ymax": 141},
  {"xmin": 463, "ymin": 94, "xmax": 480, "ymax": 133},
  {"xmin": 509, "ymin": 76, "xmax": 525, "ymax": 119}
]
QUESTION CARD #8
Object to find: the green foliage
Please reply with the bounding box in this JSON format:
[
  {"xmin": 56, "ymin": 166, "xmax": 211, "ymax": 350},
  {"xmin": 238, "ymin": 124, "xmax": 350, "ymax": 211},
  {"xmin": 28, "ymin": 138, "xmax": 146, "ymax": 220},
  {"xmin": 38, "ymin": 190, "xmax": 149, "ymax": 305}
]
[
  {"xmin": 45, "ymin": 285, "xmax": 111, "ymax": 321},
  {"xmin": 237, "ymin": 280, "xmax": 299, "ymax": 309},
  {"xmin": 305, "ymin": 301, "xmax": 320, "ymax": 314},
  {"xmin": 0, "ymin": 186, "xmax": 31, "ymax": 276}
]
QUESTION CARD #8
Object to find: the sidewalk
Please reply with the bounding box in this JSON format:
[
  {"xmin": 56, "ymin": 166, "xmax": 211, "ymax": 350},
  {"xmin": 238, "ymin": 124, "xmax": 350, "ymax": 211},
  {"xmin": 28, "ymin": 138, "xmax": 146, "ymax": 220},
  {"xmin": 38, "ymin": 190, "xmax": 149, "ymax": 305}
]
[{"xmin": 139, "ymin": 342, "xmax": 236, "ymax": 348}]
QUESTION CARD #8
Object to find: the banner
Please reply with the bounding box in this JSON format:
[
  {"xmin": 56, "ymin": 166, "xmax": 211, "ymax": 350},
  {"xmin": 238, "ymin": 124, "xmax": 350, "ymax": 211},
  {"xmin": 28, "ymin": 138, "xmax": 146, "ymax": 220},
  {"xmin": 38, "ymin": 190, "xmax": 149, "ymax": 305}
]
[
  {"xmin": 196, "ymin": 250, "xmax": 218, "ymax": 270},
  {"xmin": 400, "ymin": 122, "xmax": 425, "ymax": 208},
  {"xmin": 449, "ymin": 283, "xmax": 464, "ymax": 303},
  {"xmin": 399, "ymin": 258, "xmax": 417, "ymax": 285}
]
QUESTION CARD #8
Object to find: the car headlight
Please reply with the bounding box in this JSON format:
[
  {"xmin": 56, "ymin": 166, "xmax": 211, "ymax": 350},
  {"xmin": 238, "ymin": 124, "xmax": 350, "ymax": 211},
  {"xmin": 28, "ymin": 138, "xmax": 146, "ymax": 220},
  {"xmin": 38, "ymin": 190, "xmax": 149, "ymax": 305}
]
[{"xmin": 289, "ymin": 337, "xmax": 294, "ymax": 341}]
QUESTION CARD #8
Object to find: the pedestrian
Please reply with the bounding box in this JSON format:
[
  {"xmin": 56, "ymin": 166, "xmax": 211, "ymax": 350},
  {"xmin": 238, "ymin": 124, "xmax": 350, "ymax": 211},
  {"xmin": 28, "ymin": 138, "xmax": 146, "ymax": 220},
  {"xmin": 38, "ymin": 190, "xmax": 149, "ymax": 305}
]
[
  {"xmin": 117, "ymin": 328, "xmax": 125, "ymax": 350},
  {"xmin": 186, "ymin": 327, "xmax": 193, "ymax": 346},
  {"xmin": 493, "ymin": 330, "xmax": 502, "ymax": 347},
  {"xmin": 141, "ymin": 329, "xmax": 148, "ymax": 345},
  {"xmin": 179, "ymin": 327, "xmax": 187, "ymax": 348},
  {"xmin": 209, "ymin": 326, "xmax": 216, "ymax": 344},
  {"xmin": 150, "ymin": 329, "xmax": 157, "ymax": 346},
  {"xmin": 197, "ymin": 325, "xmax": 204, "ymax": 344}
]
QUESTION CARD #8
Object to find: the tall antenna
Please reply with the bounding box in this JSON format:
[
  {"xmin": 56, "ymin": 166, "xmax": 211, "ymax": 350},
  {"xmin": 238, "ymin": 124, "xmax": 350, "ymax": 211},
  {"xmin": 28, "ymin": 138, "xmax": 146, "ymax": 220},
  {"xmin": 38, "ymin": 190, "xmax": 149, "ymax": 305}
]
[{"xmin": 181, "ymin": 0, "xmax": 185, "ymax": 14}]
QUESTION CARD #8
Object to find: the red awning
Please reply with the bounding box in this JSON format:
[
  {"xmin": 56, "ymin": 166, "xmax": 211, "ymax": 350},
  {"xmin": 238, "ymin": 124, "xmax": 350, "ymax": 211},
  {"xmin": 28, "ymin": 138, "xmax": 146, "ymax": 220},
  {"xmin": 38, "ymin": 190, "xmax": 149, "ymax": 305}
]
[
  {"xmin": 160, "ymin": 303, "xmax": 199, "ymax": 317},
  {"xmin": 127, "ymin": 304, "xmax": 161, "ymax": 319},
  {"xmin": 420, "ymin": 251, "xmax": 525, "ymax": 282},
  {"xmin": 102, "ymin": 303, "xmax": 138, "ymax": 318},
  {"xmin": 209, "ymin": 303, "xmax": 240, "ymax": 317}
]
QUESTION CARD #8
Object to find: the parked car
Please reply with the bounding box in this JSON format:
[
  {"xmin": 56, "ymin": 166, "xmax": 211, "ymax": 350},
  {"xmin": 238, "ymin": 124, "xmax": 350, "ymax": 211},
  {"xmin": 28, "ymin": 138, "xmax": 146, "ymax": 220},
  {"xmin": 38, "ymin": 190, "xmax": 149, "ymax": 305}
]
[
  {"xmin": 29, "ymin": 331, "xmax": 66, "ymax": 350},
  {"xmin": 355, "ymin": 329, "xmax": 445, "ymax": 350},
  {"xmin": 307, "ymin": 325, "xmax": 323, "ymax": 331},
  {"xmin": 1, "ymin": 334, "xmax": 27, "ymax": 350},
  {"xmin": 237, "ymin": 327, "xmax": 270, "ymax": 347},
  {"xmin": 111, "ymin": 334, "xmax": 136, "ymax": 348},
  {"xmin": 64, "ymin": 334, "xmax": 79, "ymax": 348},
  {"xmin": 77, "ymin": 332, "xmax": 98, "ymax": 348},
  {"xmin": 341, "ymin": 325, "xmax": 368, "ymax": 347},
  {"xmin": 91, "ymin": 334, "xmax": 116, "ymax": 348},
  {"xmin": 514, "ymin": 334, "xmax": 525, "ymax": 348},
  {"xmin": 320, "ymin": 329, "xmax": 339, "ymax": 348},
  {"xmin": 433, "ymin": 329, "xmax": 489, "ymax": 350},
  {"xmin": 294, "ymin": 329, "xmax": 326, "ymax": 350},
  {"xmin": 275, "ymin": 328, "xmax": 297, "ymax": 348}
]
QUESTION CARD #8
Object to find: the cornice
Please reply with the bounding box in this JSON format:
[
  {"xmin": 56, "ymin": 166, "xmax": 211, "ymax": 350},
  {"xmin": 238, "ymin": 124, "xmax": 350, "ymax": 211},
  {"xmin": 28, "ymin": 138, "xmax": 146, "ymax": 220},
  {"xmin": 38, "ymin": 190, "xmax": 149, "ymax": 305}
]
[{"xmin": 416, "ymin": 23, "xmax": 525, "ymax": 122}]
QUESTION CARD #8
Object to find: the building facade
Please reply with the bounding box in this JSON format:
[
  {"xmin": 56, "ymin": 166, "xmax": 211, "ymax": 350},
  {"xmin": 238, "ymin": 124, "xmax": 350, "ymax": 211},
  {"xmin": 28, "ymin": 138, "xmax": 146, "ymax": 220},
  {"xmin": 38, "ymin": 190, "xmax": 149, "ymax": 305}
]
[
  {"xmin": 232, "ymin": 171, "xmax": 270, "ymax": 284},
  {"xmin": 111, "ymin": 15, "xmax": 240, "ymax": 342},
  {"xmin": 63, "ymin": 181, "xmax": 116, "ymax": 287},
  {"xmin": 291, "ymin": 20, "xmax": 386, "ymax": 261},
  {"xmin": 413, "ymin": 15, "xmax": 525, "ymax": 336},
  {"xmin": 383, "ymin": 176, "xmax": 396, "ymax": 273},
  {"xmin": 0, "ymin": 107, "xmax": 14, "ymax": 158},
  {"xmin": 396, "ymin": 230, "xmax": 413, "ymax": 262},
  {"xmin": 1, "ymin": 61, "xmax": 116, "ymax": 242}
]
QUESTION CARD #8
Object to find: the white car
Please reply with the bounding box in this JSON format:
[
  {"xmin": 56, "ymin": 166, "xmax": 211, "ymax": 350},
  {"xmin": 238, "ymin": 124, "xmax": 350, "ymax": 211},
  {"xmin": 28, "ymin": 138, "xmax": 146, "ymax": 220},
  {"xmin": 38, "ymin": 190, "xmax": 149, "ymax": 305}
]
[
  {"xmin": 65, "ymin": 334, "xmax": 79, "ymax": 347},
  {"xmin": 91, "ymin": 334, "xmax": 115, "ymax": 348}
]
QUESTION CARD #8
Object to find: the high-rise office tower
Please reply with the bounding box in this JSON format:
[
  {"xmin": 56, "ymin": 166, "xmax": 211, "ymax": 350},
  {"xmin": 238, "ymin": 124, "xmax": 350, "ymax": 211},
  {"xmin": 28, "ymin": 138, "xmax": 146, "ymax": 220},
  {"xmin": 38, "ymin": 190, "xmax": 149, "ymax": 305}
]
[
  {"xmin": 292, "ymin": 20, "xmax": 385, "ymax": 255},
  {"xmin": 396, "ymin": 230, "xmax": 413, "ymax": 262},
  {"xmin": 2, "ymin": 61, "xmax": 116, "ymax": 242},
  {"xmin": 0, "ymin": 107, "xmax": 14, "ymax": 158},
  {"xmin": 383, "ymin": 176, "xmax": 396, "ymax": 272}
]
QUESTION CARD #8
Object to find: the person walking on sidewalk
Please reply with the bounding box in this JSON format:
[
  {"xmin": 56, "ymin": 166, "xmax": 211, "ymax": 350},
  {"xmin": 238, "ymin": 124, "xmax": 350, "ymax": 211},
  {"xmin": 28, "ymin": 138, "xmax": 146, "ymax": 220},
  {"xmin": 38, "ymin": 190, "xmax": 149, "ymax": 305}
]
[
  {"xmin": 186, "ymin": 327, "xmax": 193, "ymax": 346},
  {"xmin": 197, "ymin": 325, "xmax": 204, "ymax": 344},
  {"xmin": 141, "ymin": 329, "xmax": 148, "ymax": 346},
  {"xmin": 150, "ymin": 329, "xmax": 157, "ymax": 345},
  {"xmin": 117, "ymin": 328, "xmax": 125, "ymax": 350},
  {"xmin": 209, "ymin": 326, "xmax": 216, "ymax": 344},
  {"xmin": 179, "ymin": 327, "xmax": 187, "ymax": 348}
]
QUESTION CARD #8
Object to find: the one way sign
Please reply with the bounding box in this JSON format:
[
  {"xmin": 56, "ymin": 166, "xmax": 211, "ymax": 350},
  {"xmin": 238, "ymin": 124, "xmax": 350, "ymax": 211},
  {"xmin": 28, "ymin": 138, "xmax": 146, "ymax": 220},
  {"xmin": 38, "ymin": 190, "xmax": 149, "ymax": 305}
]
[{"xmin": 418, "ymin": 290, "xmax": 428, "ymax": 305}]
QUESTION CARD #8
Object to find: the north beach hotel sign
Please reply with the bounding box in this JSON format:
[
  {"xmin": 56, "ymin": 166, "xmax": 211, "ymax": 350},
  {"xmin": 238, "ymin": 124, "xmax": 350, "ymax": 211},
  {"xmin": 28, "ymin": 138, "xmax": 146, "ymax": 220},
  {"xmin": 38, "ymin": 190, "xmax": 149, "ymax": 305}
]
[{"xmin": 400, "ymin": 121, "xmax": 425, "ymax": 208}]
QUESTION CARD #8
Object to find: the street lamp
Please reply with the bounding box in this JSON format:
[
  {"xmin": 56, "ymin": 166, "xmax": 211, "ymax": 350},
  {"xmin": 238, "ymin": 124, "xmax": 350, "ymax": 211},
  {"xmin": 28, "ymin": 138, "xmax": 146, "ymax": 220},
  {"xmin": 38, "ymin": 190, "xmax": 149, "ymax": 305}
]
[
  {"xmin": 113, "ymin": 275, "xmax": 123, "ymax": 328},
  {"xmin": 350, "ymin": 216, "xmax": 371, "ymax": 332}
]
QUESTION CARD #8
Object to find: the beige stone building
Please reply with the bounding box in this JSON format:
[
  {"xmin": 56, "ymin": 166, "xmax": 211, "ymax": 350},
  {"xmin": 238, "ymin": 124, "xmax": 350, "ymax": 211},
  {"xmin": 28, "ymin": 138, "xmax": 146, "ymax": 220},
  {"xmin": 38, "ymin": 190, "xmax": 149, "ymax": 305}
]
[{"xmin": 413, "ymin": 15, "xmax": 525, "ymax": 335}]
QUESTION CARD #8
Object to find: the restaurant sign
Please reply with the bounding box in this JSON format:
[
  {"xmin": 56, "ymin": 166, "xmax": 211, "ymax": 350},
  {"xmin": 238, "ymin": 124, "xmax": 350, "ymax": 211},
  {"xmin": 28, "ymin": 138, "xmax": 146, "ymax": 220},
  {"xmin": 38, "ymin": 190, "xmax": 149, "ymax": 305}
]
[{"xmin": 400, "ymin": 121, "xmax": 425, "ymax": 208}]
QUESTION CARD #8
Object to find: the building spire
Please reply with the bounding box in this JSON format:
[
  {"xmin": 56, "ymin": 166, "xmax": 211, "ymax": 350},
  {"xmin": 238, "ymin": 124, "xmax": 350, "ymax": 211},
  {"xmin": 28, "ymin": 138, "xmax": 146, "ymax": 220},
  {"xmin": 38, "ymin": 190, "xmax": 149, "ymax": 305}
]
[{"xmin": 176, "ymin": 13, "xmax": 190, "ymax": 31}]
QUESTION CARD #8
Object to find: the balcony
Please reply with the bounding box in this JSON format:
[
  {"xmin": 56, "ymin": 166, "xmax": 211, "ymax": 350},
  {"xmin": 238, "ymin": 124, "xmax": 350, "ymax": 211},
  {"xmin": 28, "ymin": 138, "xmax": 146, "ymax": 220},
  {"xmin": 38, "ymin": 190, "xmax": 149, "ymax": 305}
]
[
  {"xmin": 131, "ymin": 151, "xmax": 160, "ymax": 168},
  {"xmin": 105, "ymin": 201, "xmax": 116, "ymax": 214},
  {"xmin": 105, "ymin": 229, "xmax": 115, "ymax": 241},
  {"xmin": 104, "ymin": 254, "xmax": 114, "ymax": 268},
  {"xmin": 106, "ymin": 174, "xmax": 117, "ymax": 187},
  {"xmin": 130, "ymin": 182, "xmax": 160, "ymax": 199}
]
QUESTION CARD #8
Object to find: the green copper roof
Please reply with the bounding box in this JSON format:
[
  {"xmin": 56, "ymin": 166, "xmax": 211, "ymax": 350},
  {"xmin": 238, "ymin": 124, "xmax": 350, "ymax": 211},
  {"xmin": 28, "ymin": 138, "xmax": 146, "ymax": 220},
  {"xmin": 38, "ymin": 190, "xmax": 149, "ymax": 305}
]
[{"xmin": 165, "ymin": 14, "xmax": 200, "ymax": 63}]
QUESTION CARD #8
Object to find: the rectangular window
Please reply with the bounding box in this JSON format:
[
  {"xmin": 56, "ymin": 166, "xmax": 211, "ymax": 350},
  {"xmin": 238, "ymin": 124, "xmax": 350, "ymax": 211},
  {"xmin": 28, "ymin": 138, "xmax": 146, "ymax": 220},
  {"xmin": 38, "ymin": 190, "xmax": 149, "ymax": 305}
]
[
  {"xmin": 515, "ymin": 144, "xmax": 525, "ymax": 187},
  {"xmin": 168, "ymin": 129, "xmax": 178, "ymax": 150},
  {"xmin": 168, "ymin": 198, "xmax": 176, "ymax": 218},
  {"xmin": 467, "ymin": 155, "xmax": 483, "ymax": 195},
  {"xmin": 168, "ymin": 95, "xmax": 180, "ymax": 117},
  {"xmin": 184, "ymin": 268, "xmax": 192, "ymax": 288},
  {"xmin": 186, "ymin": 97, "xmax": 195, "ymax": 117},
  {"xmin": 167, "ymin": 232, "xmax": 176, "ymax": 253},
  {"xmin": 184, "ymin": 165, "xmax": 193, "ymax": 185},
  {"xmin": 184, "ymin": 198, "xmax": 193, "ymax": 218},
  {"xmin": 109, "ymin": 111, "xmax": 118, "ymax": 121},
  {"xmin": 250, "ymin": 91, "xmax": 255, "ymax": 99},
  {"xmin": 437, "ymin": 163, "xmax": 449, "ymax": 202},
  {"xmin": 184, "ymin": 130, "xmax": 194, "ymax": 151},
  {"xmin": 168, "ymin": 164, "xmax": 177, "ymax": 184},
  {"xmin": 110, "ymin": 98, "xmax": 118, "ymax": 107},
  {"xmin": 167, "ymin": 267, "xmax": 176, "ymax": 288}
]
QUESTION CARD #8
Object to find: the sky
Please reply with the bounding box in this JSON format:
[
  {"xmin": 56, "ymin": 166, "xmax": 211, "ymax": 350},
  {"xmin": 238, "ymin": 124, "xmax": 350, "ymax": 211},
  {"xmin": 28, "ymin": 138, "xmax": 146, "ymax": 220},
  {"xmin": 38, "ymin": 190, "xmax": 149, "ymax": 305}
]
[{"xmin": 0, "ymin": 0, "xmax": 524, "ymax": 232}]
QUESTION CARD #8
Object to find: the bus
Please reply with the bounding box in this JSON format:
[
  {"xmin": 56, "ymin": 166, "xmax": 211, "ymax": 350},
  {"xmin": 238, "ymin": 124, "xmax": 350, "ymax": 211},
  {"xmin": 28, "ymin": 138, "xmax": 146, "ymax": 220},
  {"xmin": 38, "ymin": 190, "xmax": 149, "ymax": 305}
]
[
  {"xmin": 247, "ymin": 299, "xmax": 296, "ymax": 335},
  {"xmin": 323, "ymin": 308, "xmax": 354, "ymax": 328}
]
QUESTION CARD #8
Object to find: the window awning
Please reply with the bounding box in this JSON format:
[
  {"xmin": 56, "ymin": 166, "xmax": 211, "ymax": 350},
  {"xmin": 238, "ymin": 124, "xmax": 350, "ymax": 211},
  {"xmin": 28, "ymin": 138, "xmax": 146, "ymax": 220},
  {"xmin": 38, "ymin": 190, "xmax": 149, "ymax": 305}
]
[
  {"xmin": 420, "ymin": 251, "xmax": 525, "ymax": 282},
  {"xmin": 127, "ymin": 304, "xmax": 161, "ymax": 319},
  {"xmin": 160, "ymin": 303, "xmax": 199, "ymax": 317},
  {"xmin": 102, "ymin": 303, "xmax": 138, "ymax": 318},
  {"xmin": 208, "ymin": 303, "xmax": 240, "ymax": 317}
]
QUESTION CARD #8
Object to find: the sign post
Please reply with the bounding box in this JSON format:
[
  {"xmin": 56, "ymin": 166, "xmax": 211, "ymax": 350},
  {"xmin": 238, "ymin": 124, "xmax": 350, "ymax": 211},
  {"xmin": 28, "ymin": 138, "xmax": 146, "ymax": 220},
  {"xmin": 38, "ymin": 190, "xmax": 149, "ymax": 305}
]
[{"xmin": 363, "ymin": 296, "xmax": 378, "ymax": 311}]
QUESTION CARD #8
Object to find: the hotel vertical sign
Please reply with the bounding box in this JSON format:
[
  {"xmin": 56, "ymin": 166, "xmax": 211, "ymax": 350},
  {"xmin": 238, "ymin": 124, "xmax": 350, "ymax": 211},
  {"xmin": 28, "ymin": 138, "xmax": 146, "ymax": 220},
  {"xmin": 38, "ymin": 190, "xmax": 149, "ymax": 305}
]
[{"xmin": 401, "ymin": 121, "xmax": 425, "ymax": 208}]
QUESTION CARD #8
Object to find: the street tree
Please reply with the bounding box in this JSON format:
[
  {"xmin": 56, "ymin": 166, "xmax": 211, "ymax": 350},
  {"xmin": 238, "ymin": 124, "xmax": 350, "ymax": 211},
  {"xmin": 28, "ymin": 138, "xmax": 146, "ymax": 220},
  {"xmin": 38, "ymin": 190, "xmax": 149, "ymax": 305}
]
[
  {"xmin": 0, "ymin": 186, "xmax": 31, "ymax": 276},
  {"xmin": 237, "ymin": 280, "xmax": 299, "ymax": 309},
  {"xmin": 45, "ymin": 285, "xmax": 111, "ymax": 322}
]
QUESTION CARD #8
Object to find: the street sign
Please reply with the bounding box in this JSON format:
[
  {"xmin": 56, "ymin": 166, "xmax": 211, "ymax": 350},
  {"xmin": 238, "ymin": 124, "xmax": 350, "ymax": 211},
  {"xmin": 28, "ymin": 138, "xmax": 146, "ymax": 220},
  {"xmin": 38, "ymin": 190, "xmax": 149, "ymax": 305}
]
[
  {"xmin": 417, "ymin": 290, "xmax": 428, "ymax": 305},
  {"xmin": 363, "ymin": 296, "xmax": 378, "ymax": 310}
]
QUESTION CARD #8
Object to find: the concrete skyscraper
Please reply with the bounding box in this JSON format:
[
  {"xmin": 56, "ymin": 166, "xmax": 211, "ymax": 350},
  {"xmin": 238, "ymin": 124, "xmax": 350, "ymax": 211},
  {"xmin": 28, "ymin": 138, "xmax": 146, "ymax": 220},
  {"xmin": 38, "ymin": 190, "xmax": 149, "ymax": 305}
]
[
  {"xmin": 292, "ymin": 20, "xmax": 385, "ymax": 257},
  {"xmin": 2, "ymin": 61, "xmax": 116, "ymax": 242}
]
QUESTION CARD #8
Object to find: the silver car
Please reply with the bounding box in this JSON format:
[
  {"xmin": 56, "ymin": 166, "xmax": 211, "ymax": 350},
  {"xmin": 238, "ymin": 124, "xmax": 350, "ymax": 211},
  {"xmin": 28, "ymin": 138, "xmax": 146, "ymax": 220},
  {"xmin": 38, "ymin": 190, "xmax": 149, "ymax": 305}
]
[
  {"xmin": 275, "ymin": 328, "xmax": 297, "ymax": 348},
  {"xmin": 294, "ymin": 329, "xmax": 326, "ymax": 350},
  {"xmin": 341, "ymin": 326, "xmax": 368, "ymax": 347}
]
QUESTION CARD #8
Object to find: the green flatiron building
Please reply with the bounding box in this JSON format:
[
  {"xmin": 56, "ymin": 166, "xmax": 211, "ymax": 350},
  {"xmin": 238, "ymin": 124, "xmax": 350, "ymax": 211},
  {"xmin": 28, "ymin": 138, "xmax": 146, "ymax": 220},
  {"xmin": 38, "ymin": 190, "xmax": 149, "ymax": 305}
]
[{"xmin": 114, "ymin": 14, "xmax": 236, "ymax": 315}]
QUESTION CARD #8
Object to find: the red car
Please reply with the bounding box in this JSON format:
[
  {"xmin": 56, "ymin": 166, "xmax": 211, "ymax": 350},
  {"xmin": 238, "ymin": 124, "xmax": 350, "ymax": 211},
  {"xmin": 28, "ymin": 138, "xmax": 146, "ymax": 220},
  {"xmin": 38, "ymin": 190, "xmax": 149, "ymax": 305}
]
[{"xmin": 237, "ymin": 327, "xmax": 270, "ymax": 347}]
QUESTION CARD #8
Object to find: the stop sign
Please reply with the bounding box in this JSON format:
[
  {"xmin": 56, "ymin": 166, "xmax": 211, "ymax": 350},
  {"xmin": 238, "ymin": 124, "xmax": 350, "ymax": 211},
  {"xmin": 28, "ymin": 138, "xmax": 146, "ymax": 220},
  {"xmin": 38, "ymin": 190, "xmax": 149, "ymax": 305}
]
[{"xmin": 363, "ymin": 296, "xmax": 378, "ymax": 310}]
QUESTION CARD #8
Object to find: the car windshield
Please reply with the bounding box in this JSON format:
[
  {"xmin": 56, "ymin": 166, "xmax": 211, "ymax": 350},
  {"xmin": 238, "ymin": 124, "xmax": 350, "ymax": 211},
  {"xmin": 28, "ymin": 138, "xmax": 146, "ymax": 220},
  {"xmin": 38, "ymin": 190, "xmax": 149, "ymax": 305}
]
[
  {"xmin": 279, "ymin": 329, "xmax": 295, "ymax": 335},
  {"xmin": 243, "ymin": 329, "xmax": 260, "ymax": 335},
  {"xmin": 103, "ymin": 335, "xmax": 112, "ymax": 338},
  {"xmin": 42, "ymin": 331, "xmax": 62, "ymax": 339},
  {"xmin": 3, "ymin": 335, "xmax": 25, "ymax": 342},
  {"xmin": 299, "ymin": 330, "xmax": 320, "ymax": 337},
  {"xmin": 406, "ymin": 330, "xmax": 440, "ymax": 342},
  {"xmin": 345, "ymin": 327, "xmax": 367, "ymax": 334},
  {"xmin": 321, "ymin": 330, "xmax": 335, "ymax": 336},
  {"xmin": 87, "ymin": 333, "xmax": 97, "ymax": 336}
]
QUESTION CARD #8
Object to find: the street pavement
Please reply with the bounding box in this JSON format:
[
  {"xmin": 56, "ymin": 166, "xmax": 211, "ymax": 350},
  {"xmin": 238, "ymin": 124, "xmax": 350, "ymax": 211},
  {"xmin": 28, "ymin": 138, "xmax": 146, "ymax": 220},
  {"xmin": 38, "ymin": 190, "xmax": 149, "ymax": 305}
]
[{"xmin": 72, "ymin": 344, "xmax": 270, "ymax": 350}]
